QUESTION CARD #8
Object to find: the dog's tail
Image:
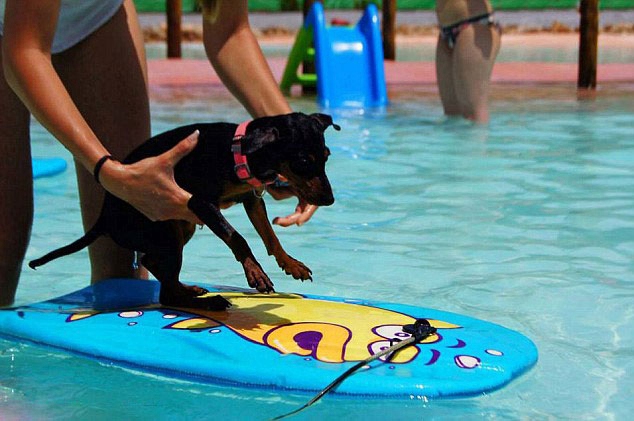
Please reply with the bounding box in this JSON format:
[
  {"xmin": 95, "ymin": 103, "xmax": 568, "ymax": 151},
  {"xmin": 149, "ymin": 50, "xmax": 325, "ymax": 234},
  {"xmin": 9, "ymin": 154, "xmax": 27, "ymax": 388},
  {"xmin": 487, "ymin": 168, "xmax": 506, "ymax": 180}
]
[{"xmin": 29, "ymin": 226, "xmax": 103, "ymax": 269}]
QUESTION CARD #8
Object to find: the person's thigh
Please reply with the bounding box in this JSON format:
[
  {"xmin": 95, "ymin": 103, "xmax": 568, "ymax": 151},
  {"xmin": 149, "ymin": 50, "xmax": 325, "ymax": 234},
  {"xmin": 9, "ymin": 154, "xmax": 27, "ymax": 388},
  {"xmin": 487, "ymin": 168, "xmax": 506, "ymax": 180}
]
[
  {"xmin": 451, "ymin": 24, "xmax": 501, "ymax": 122},
  {"xmin": 0, "ymin": 37, "xmax": 34, "ymax": 305},
  {"xmin": 52, "ymin": 0, "xmax": 150, "ymax": 282},
  {"xmin": 435, "ymin": 36, "xmax": 461, "ymax": 116}
]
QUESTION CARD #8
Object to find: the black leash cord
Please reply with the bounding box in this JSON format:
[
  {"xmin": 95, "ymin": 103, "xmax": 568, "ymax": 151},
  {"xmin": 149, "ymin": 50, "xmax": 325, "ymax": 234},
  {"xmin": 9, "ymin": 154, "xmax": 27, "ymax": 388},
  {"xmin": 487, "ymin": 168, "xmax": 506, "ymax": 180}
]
[{"xmin": 271, "ymin": 319, "xmax": 435, "ymax": 420}]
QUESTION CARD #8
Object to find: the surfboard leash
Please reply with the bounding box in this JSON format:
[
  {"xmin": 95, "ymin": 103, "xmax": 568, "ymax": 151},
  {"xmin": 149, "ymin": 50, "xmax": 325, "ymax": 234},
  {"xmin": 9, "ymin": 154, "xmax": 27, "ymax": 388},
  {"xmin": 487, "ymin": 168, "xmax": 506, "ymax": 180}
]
[{"xmin": 271, "ymin": 319, "xmax": 436, "ymax": 420}]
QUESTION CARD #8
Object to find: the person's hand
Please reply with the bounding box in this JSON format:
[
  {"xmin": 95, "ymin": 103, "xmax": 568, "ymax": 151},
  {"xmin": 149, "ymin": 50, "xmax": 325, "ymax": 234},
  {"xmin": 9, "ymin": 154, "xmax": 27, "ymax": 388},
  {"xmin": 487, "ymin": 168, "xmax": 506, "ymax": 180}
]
[
  {"xmin": 266, "ymin": 181, "xmax": 318, "ymax": 227},
  {"xmin": 272, "ymin": 200, "xmax": 318, "ymax": 227},
  {"xmin": 99, "ymin": 131, "xmax": 203, "ymax": 225}
]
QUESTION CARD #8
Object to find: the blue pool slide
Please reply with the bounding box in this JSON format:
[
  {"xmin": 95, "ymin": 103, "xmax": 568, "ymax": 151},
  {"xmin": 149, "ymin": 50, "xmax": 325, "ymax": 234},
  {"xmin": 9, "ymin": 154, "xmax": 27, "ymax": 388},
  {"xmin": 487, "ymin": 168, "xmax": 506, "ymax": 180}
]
[{"xmin": 281, "ymin": 3, "xmax": 388, "ymax": 109}]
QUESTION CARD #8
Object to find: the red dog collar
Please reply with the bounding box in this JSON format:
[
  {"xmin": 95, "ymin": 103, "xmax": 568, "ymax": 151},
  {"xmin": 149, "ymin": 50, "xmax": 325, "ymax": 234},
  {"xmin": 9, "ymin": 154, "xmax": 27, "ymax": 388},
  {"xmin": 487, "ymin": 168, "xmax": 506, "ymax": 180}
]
[{"xmin": 232, "ymin": 120, "xmax": 264, "ymax": 188}]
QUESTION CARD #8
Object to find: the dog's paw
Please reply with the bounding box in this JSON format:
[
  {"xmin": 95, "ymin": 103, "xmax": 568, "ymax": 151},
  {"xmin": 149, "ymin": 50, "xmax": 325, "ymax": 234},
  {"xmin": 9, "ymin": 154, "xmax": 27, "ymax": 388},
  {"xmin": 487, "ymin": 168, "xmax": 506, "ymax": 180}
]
[
  {"xmin": 196, "ymin": 294, "xmax": 232, "ymax": 311},
  {"xmin": 183, "ymin": 284, "xmax": 209, "ymax": 296},
  {"xmin": 279, "ymin": 256, "xmax": 313, "ymax": 281},
  {"xmin": 159, "ymin": 293, "xmax": 231, "ymax": 311},
  {"xmin": 243, "ymin": 258, "xmax": 275, "ymax": 293}
]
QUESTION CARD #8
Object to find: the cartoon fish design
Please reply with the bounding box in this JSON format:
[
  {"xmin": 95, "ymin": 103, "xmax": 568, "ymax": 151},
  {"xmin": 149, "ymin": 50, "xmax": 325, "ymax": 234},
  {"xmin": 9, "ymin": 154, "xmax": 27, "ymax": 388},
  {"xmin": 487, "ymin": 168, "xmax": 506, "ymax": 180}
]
[{"xmin": 69, "ymin": 291, "xmax": 463, "ymax": 364}]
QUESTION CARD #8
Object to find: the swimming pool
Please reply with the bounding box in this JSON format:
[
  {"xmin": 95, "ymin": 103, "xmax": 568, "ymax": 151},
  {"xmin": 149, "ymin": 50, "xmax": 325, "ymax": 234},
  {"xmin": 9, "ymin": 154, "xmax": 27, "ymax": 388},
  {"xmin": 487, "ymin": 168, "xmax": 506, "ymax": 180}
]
[{"xmin": 2, "ymin": 83, "xmax": 633, "ymax": 419}]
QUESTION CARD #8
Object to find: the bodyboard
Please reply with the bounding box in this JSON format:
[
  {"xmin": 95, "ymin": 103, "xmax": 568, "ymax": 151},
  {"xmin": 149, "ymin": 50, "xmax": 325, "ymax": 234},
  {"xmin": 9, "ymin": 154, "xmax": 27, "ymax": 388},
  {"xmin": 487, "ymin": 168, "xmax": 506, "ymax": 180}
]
[{"xmin": 0, "ymin": 278, "xmax": 537, "ymax": 398}]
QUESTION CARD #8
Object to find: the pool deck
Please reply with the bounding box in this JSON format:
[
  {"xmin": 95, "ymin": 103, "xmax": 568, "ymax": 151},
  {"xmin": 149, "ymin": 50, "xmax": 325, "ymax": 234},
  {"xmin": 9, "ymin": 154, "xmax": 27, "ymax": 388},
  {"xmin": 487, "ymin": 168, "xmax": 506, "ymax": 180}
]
[{"xmin": 146, "ymin": 33, "xmax": 634, "ymax": 88}]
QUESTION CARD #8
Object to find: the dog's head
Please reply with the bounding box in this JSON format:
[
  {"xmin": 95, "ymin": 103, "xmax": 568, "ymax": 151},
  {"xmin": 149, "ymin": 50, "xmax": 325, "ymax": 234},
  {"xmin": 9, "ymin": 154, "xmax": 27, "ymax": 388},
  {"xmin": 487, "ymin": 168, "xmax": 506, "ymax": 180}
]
[{"xmin": 241, "ymin": 112, "xmax": 339, "ymax": 206}]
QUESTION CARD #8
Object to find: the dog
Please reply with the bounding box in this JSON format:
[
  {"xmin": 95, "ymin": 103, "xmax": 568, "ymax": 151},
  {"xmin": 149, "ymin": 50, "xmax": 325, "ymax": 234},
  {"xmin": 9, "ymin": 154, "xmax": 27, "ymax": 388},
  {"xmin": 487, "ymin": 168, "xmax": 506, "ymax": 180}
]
[{"xmin": 30, "ymin": 112, "xmax": 339, "ymax": 311}]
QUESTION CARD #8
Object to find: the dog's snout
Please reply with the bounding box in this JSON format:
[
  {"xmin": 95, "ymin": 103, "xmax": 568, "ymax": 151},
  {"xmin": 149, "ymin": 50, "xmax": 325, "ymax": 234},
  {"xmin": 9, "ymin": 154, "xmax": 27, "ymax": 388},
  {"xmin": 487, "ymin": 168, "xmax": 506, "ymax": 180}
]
[
  {"xmin": 321, "ymin": 196, "xmax": 335, "ymax": 206},
  {"xmin": 299, "ymin": 178, "xmax": 334, "ymax": 207},
  {"xmin": 315, "ymin": 176, "xmax": 334, "ymax": 206},
  {"xmin": 318, "ymin": 191, "xmax": 335, "ymax": 206}
]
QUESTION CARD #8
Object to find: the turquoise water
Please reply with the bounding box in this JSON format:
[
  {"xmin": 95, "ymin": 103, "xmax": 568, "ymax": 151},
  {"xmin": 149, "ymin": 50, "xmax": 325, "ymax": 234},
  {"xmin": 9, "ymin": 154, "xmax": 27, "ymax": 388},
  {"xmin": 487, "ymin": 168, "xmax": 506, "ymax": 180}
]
[{"xmin": 2, "ymin": 84, "xmax": 634, "ymax": 420}]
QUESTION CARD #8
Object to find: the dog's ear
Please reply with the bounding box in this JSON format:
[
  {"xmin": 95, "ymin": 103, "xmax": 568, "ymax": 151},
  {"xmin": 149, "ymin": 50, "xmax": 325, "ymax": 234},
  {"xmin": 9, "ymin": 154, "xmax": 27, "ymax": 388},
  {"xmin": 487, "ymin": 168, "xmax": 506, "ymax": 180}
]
[
  {"xmin": 310, "ymin": 113, "xmax": 341, "ymax": 132},
  {"xmin": 242, "ymin": 127, "xmax": 279, "ymax": 155}
]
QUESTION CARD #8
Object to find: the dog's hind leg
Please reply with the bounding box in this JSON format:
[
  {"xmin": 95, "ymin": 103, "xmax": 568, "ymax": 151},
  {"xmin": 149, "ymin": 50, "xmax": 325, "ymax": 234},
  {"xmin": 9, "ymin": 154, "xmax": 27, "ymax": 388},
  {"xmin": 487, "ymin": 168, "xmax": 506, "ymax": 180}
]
[{"xmin": 142, "ymin": 252, "xmax": 230, "ymax": 311}]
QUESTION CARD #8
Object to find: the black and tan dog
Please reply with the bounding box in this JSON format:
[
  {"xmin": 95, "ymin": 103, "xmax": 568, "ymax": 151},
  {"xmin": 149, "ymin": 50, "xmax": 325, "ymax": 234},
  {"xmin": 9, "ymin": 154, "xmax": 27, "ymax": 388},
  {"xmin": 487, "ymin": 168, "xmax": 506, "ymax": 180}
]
[{"xmin": 30, "ymin": 112, "xmax": 339, "ymax": 310}]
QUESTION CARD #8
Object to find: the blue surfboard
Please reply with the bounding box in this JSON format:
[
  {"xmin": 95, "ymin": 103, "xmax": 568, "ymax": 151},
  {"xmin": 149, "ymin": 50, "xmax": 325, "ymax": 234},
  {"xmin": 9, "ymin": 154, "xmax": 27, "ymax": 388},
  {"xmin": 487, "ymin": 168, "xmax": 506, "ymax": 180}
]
[
  {"xmin": 32, "ymin": 157, "xmax": 67, "ymax": 179},
  {"xmin": 0, "ymin": 279, "xmax": 537, "ymax": 397}
]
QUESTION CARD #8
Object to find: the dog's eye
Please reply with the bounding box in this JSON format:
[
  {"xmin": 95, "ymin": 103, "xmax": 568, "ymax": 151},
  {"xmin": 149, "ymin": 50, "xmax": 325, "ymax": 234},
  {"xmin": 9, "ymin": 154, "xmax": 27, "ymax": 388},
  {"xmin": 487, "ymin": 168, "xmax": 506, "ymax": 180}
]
[{"xmin": 290, "ymin": 156, "xmax": 317, "ymax": 176}]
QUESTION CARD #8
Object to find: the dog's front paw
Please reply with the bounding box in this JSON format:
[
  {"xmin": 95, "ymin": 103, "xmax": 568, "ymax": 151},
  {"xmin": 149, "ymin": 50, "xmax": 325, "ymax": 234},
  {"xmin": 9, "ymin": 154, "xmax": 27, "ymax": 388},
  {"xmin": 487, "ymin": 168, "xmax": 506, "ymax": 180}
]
[
  {"xmin": 278, "ymin": 255, "xmax": 313, "ymax": 281},
  {"xmin": 243, "ymin": 258, "xmax": 275, "ymax": 293}
]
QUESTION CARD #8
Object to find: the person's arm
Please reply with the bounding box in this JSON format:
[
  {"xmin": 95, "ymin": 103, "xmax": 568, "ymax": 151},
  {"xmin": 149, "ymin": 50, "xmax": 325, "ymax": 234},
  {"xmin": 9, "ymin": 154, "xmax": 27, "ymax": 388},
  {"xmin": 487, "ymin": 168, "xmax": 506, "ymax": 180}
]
[
  {"xmin": 2, "ymin": 0, "xmax": 199, "ymax": 223},
  {"xmin": 201, "ymin": 0, "xmax": 291, "ymax": 117}
]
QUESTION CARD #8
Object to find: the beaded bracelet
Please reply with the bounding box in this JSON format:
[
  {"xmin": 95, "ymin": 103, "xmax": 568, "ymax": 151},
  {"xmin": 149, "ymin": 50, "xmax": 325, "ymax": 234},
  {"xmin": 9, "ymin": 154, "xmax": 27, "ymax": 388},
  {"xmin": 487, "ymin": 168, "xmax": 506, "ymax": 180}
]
[{"xmin": 93, "ymin": 155, "xmax": 116, "ymax": 185}]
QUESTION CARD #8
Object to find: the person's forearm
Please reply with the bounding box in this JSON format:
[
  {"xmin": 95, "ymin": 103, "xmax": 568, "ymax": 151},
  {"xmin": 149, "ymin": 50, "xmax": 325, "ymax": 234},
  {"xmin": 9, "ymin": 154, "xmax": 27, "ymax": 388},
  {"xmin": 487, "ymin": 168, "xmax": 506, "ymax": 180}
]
[
  {"xmin": 202, "ymin": 1, "xmax": 291, "ymax": 118},
  {"xmin": 2, "ymin": 0, "xmax": 108, "ymax": 172},
  {"xmin": 2, "ymin": 49, "xmax": 108, "ymax": 171}
]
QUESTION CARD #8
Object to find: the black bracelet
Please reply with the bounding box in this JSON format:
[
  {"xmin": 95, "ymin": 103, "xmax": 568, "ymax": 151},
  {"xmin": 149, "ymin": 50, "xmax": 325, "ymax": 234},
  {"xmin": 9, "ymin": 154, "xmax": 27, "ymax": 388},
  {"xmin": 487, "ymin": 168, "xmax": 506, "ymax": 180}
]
[{"xmin": 93, "ymin": 155, "xmax": 116, "ymax": 185}]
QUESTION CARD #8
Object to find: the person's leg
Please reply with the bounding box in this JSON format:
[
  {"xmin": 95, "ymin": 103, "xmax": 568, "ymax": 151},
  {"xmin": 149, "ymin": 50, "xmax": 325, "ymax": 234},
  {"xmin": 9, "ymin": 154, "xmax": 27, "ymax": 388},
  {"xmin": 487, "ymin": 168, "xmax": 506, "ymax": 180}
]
[
  {"xmin": 52, "ymin": 0, "xmax": 150, "ymax": 283},
  {"xmin": 0, "ymin": 37, "xmax": 33, "ymax": 306},
  {"xmin": 435, "ymin": 35, "xmax": 462, "ymax": 117},
  {"xmin": 450, "ymin": 23, "xmax": 501, "ymax": 123}
]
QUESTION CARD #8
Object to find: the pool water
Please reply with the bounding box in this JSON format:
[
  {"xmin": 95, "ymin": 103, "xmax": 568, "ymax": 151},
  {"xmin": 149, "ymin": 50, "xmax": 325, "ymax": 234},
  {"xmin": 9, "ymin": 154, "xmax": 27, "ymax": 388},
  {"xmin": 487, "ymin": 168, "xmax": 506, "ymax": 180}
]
[{"xmin": 2, "ymin": 84, "xmax": 634, "ymax": 420}]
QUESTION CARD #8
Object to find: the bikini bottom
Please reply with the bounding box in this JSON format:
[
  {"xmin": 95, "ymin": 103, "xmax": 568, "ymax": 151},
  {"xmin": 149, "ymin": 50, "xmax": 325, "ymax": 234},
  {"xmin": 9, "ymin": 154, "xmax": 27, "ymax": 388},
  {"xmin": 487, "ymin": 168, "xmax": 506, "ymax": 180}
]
[{"xmin": 440, "ymin": 12, "xmax": 501, "ymax": 49}]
